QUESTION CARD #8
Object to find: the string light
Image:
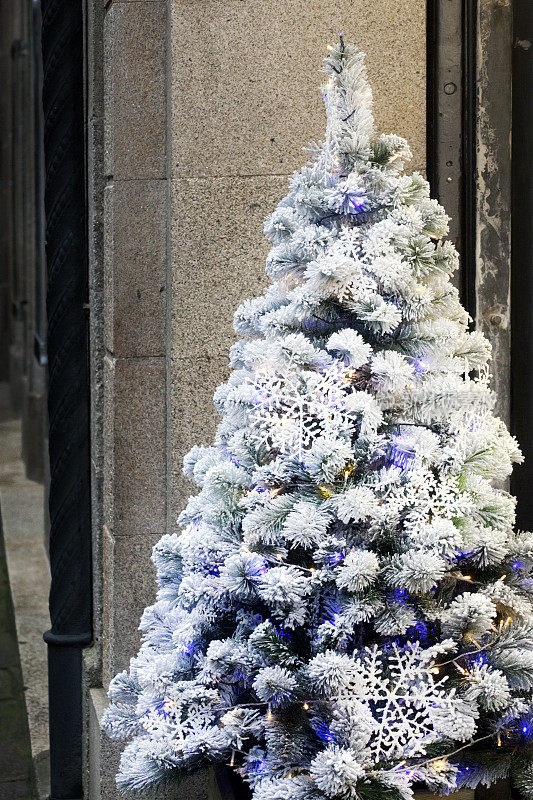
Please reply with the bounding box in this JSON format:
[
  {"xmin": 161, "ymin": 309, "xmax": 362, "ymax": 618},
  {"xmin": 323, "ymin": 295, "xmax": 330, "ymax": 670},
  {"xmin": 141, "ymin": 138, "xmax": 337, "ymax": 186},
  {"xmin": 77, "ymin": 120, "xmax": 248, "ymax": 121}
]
[
  {"xmin": 156, "ymin": 697, "xmax": 175, "ymax": 718},
  {"xmin": 319, "ymin": 485, "xmax": 332, "ymax": 499},
  {"xmin": 342, "ymin": 462, "xmax": 354, "ymax": 480},
  {"xmin": 387, "ymin": 437, "xmax": 416, "ymax": 471},
  {"xmin": 303, "ymin": 702, "xmax": 309, "ymax": 710}
]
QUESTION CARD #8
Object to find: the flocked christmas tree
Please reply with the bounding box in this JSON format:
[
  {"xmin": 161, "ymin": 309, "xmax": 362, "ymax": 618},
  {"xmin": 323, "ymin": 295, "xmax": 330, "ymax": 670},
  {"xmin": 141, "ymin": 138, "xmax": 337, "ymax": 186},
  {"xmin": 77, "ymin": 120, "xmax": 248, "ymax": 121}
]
[{"xmin": 103, "ymin": 40, "xmax": 533, "ymax": 800}]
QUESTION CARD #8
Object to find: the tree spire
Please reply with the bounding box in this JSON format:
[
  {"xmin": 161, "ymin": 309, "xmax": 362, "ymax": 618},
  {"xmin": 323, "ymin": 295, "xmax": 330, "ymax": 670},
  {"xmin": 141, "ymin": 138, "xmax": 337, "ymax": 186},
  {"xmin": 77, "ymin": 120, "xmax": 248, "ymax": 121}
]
[{"xmin": 320, "ymin": 38, "xmax": 374, "ymax": 174}]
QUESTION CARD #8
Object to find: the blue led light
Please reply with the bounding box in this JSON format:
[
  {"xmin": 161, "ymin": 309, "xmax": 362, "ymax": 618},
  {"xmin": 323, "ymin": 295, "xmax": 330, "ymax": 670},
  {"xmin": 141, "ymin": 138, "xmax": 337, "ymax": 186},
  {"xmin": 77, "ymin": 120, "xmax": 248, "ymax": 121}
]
[
  {"xmin": 410, "ymin": 620, "xmax": 428, "ymax": 643},
  {"xmin": 324, "ymin": 551, "xmax": 344, "ymax": 566},
  {"xmin": 249, "ymin": 758, "xmax": 268, "ymax": 775},
  {"xmin": 326, "ymin": 602, "xmax": 342, "ymax": 624},
  {"xmin": 413, "ymin": 359, "xmax": 428, "ymax": 376},
  {"xmin": 155, "ymin": 698, "xmax": 172, "ymax": 719},
  {"xmin": 314, "ymin": 720, "xmax": 336, "ymax": 743},
  {"xmin": 387, "ymin": 437, "xmax": 416, "ymax": 471}
]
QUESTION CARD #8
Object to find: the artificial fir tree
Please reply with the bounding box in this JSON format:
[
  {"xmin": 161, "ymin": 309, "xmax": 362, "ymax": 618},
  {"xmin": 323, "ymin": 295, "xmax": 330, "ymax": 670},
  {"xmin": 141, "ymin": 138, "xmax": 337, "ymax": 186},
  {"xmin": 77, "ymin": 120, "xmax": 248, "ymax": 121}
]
[{"xmin": 103, "ymin": 40, "xmax": 533, "ymax": 799}]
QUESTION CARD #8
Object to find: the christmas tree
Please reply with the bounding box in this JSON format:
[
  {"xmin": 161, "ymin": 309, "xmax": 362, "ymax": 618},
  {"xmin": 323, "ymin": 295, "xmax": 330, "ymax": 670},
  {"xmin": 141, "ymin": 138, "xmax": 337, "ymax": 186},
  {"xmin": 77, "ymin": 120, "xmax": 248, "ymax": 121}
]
[{"xmin": 103, "ymin": 40, "xmax": 533, "ymax": 800}]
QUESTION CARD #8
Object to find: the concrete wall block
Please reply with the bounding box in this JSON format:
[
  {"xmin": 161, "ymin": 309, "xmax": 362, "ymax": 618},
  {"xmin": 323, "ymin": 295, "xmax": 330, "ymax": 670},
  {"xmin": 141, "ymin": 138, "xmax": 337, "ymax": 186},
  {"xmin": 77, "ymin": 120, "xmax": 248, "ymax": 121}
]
[
  {"xmin": 101, "ymin": 525, "xmax": 115, "ymax": 686},
  {"xmin": 90, "ymin": 458, "xmax": 105, "ymax": 656},
  {"xmin": 103, "ymin": 355, "xmax": 167, "ymax": 538},
  {"xmin": 102, "ymin": 526, "xmax": 161, "ymax": 681},
  {"xmin": 102, "ymin": 183, "xmax": 114, "ymax": 354},
  {"xmin": 171, "ymin": 175, "xmax": 285, "ymax": 361},
  {"xmin": 103, "ymin": 355, "xmax": 115, "ymax": 538},
  {"xmin": 104, "ymin": 1, "xmax": 167, "ymax": 180},
  {"xmin": 170, "ymin": 0, "xmax": 426, "ymax": 178},
  {"xmin": 171, "ymin": 353, "xmax": 228, "ymax": 518},
  {"xmin": 104, "ymin": 179, "xmax": 167, "ymax": 357}
]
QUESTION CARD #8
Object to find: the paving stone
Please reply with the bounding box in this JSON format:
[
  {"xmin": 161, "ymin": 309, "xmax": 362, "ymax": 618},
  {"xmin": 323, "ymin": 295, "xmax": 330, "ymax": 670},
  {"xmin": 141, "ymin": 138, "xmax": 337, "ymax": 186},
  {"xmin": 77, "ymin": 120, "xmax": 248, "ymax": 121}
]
[
  {"xmin": 0, "ymin": 520, "xmax": 36, "ymax": 798},
  {"xmin": 0, "ymin": 413, "xmax": 49, "ymax": 795}
]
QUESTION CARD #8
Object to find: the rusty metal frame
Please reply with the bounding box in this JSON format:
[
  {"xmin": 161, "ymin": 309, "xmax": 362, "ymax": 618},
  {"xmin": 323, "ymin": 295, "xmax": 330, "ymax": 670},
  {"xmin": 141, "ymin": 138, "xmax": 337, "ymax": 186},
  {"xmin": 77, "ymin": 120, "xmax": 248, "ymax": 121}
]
[
  {"xmin": 474, "ymin": 0, "xmax": 512, "ymax": 426},
  {"xmin": 427, "ymin": 0, "xmax": 512, "ymax": 427},
  {"xmin": 426, "ymin": 0, "xmax": 477, "ymax": 316},
  {"xmin": 426, "ymin": 0, "xmax": 465, "ymax": 285}
]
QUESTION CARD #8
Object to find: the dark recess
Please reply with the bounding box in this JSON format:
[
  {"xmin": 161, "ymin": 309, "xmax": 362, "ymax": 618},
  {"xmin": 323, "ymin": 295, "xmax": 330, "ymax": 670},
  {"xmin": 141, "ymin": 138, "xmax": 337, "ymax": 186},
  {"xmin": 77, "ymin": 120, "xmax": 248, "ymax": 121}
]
[
  {"xmin": 511, "ymin": 0, "xmax": 533, "ymax": 527},
  {"xmin": 460, "ymin": 0, "xmax": 477, "ymax": 323}
]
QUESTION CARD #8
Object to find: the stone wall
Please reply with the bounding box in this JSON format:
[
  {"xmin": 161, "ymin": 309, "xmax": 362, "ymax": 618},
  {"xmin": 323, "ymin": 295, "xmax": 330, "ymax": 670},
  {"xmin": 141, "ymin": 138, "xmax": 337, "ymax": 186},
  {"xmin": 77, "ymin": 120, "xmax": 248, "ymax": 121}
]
[{"xmin": 86, "ymin": 3, "xmax": 427, "ymax": 797}]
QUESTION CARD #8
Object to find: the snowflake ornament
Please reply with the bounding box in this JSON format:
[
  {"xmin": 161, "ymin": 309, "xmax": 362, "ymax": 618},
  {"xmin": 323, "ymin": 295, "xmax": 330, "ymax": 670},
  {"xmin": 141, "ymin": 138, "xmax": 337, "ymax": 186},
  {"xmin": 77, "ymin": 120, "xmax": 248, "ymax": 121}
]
[
  {"xmin": 331, "ymin": 643, "xmax": 460, "ymax": 763},
  {"xmin": 251, "ymin": 363, "xmax": 359, "ymax": 457}
]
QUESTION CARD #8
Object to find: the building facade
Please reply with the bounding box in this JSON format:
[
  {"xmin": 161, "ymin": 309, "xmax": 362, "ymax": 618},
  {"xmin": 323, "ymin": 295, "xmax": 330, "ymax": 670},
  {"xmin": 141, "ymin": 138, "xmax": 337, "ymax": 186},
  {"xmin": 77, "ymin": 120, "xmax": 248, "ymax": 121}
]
[{"xmin": 0, "ymin": 1, "xmax": 530, "ymax": 798}]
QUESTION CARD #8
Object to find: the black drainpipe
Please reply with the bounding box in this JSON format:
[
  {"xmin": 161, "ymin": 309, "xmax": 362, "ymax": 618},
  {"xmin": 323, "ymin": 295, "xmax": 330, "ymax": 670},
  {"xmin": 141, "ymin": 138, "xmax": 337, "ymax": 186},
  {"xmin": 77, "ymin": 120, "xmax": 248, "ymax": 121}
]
[
  {"xmin": 511, "ymin": 2, "xmax": 533, "ymax": 527},
  {"xmin": 40, "ymin": 1, "xmax": 92, "ymax": 798}
]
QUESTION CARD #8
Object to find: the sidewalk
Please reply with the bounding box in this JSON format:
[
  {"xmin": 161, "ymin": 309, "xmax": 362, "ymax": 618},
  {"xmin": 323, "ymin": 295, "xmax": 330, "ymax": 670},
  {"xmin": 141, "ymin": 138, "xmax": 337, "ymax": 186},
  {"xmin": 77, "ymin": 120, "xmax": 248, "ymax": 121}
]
[
  {"xmin": 0, "ymin": 520, "xmax": 36, "ymax": 799},
  {"xmin": 0, "ymin": 385, "xmax": 50, "ymax": 798}
]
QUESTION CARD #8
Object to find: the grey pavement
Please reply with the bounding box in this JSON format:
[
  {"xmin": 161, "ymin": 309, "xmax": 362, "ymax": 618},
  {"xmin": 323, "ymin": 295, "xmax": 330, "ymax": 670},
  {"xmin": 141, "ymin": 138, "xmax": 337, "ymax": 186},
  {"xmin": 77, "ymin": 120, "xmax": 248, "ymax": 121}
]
[{"xmin": 0, "ymin": 385, "xmax": 50, "ymax": 798}]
